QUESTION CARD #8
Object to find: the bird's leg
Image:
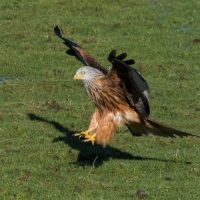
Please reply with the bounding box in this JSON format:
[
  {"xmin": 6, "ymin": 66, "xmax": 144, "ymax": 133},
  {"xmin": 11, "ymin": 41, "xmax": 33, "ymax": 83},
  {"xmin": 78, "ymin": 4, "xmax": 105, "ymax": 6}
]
[
  {"xmin": 83, "ymin": 133, "xmax": 96, "ymax": 145},
  {"xmin": 73, "ymin": 130, "xmax": 90, "ymax": 138},
  {"xmin": 73, "ymin": 127, "xmax": 97, "ymax": 139}
]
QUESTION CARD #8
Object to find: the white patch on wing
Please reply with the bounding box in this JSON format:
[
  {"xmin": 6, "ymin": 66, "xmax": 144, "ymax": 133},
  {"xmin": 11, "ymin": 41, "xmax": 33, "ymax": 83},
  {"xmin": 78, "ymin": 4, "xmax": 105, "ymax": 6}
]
[{"xmin": 143, "ymin": 90, "xmax": 150, "ymax": 100}]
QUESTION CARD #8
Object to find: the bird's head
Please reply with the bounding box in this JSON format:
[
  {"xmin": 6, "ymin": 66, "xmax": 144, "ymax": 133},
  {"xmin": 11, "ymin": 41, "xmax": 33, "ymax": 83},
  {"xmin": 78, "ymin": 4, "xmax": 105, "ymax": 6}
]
[{"xmin": 74, "ymin": 66, "xmax": 104, "ymax": 81}]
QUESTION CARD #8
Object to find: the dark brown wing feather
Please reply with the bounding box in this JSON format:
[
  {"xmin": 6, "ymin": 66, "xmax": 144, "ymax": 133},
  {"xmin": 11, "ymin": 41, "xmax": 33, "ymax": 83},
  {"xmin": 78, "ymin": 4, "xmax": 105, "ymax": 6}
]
[
  {"xmin": 54, "ymin": 26, "xmax": 108, "ymax": 75},
  {"xmin": 126, "ymin": 117, "xmax": 200, "ymax": 138},
  {"xmin": 108, "ymin": 50, "xmax": 150, "ymax": 100},
  {"xmin": 107, "ymin": 58, "xmax": 150, "ymax": 121},
  {"xmin": 54, "ymin": 27, "xmax": 137, "ymax": 75},
  {"xmin": 108, "ymin": 49, "xmax": 135, "ymax": 67}
]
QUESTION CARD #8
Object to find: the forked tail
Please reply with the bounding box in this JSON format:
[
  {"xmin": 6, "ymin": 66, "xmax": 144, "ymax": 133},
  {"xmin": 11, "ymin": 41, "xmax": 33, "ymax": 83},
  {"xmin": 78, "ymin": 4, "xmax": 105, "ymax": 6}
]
[{"xmin": 126, "ymin": 117, "xmax": 199, "ymax": 138}]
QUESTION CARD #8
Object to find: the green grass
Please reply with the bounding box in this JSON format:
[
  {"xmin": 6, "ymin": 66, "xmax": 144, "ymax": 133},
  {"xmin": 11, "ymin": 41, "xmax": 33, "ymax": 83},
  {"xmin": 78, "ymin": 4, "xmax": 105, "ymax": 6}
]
[{"xmin": 1, "ymin": 0, "xmax": 200, "ymax": 199}]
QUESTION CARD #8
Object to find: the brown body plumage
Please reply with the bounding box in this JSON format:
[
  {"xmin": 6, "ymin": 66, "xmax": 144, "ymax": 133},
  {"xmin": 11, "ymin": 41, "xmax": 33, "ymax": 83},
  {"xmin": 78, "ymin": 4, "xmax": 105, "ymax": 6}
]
[{"xmin": 54, "ymin": 26, "xmax": 199, "ymax": 147}]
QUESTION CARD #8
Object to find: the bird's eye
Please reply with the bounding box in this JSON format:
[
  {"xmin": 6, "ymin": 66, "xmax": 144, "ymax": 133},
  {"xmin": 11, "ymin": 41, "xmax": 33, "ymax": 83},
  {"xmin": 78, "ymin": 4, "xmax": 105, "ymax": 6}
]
[{"xmin": 81, "ymin": 71, "xmax": 85, "ymax": 75}]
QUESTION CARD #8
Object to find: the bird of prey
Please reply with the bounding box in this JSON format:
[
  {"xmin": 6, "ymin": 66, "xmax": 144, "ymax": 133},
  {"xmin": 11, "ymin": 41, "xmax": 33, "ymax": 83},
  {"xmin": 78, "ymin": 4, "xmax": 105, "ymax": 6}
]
[{"xmin": 54, "ymin": 26, "xmax": 199, "ymax": 147}]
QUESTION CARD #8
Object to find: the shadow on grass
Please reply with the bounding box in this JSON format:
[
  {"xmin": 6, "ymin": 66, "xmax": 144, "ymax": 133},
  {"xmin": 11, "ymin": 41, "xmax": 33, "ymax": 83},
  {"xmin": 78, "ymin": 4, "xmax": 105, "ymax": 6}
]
[{"xmin": 27, "ymin": 113, "xmax": 192, "ymax": 167}]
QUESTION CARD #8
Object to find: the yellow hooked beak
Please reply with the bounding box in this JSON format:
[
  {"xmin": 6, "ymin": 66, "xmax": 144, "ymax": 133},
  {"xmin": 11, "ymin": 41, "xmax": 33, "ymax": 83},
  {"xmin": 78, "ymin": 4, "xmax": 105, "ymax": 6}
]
[{"xmin": 74, "ymin": 74, "xmax": 82, "ymax": 80}]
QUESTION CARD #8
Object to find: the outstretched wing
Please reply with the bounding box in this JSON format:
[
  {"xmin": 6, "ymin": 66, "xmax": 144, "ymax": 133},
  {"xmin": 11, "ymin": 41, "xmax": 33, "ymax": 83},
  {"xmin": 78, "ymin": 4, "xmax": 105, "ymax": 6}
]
[
  {"xmin": 54, "ymin": 26, "xmax": 137, "ymax": 76},
  {"xmin": 108, "ymin": 53, "xmax": 150, "ymax": 121},
  {"xmin": 108, "ymin": 50, "xmax": 150, "ymax": 101},
  {"xmin": 54, "ymin": 26, "xmax": 108, "ymax": 75}
]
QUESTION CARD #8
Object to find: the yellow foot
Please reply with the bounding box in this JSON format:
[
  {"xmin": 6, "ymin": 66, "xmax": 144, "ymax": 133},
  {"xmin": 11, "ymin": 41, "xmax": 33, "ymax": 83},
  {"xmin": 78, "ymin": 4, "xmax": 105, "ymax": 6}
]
[
  {"xmin": 83, "ymin": 133, "xmax": 96, "ymax": 145},
  {"xmin": 73, "ymin": 130, "xmax": 90, "ymax": 138}
]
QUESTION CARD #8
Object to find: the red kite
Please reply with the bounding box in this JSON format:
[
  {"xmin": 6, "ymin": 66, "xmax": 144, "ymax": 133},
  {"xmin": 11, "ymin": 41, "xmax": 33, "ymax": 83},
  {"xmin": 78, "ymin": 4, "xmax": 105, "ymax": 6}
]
[{"xmin": 54, "ymin": 26, "xmax": 199, "ymax": 147}]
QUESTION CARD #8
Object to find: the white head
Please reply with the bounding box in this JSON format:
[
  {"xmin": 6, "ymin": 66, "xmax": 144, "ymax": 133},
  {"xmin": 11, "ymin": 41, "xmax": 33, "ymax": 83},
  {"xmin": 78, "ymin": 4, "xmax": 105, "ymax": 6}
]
[{"xmin": 74, "ymin": 66, "xmax": 104, "ymax": 81}]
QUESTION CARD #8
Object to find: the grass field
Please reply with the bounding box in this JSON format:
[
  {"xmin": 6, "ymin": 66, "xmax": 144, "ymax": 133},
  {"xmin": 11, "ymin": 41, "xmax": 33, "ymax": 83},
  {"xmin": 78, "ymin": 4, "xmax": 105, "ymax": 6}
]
[{"xmin": 0, "ymin": 0, "xmax": 200, "ymax": 199}]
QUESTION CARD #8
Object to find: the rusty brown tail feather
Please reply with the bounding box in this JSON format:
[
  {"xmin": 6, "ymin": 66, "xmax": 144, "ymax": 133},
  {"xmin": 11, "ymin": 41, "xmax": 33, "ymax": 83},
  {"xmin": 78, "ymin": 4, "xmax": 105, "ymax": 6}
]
[{"xmin": 126, "ymin": 117, "xmax": 200, "ymax": 138}]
